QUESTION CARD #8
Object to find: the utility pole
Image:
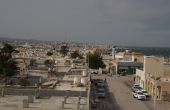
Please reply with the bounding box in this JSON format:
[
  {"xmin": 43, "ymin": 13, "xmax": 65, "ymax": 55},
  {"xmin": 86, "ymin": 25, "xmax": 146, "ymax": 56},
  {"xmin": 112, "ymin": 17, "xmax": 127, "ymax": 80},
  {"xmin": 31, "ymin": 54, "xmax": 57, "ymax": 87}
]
[{"xmin": 66, "ymin": 31, "xmax": 67, "ymax": 42}]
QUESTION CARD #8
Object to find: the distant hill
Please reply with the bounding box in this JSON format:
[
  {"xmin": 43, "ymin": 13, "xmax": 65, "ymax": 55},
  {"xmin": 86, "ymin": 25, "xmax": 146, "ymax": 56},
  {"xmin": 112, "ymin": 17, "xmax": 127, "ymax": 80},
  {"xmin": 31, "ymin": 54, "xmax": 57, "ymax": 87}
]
[
  {"xmin": 0, "ymin": 37, "xmax": 83, "ymax": 45},
  {"xmin": 0, "ymin": 37, "xmax": 60, "ymax": 43}
]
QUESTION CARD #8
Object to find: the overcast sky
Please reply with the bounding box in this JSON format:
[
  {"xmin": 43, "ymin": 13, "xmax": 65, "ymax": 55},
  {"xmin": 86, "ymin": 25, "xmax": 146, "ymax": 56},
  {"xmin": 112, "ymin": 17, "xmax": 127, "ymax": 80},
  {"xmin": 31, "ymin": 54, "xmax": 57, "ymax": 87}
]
[{"xmin": 0, "ymin": 0, "xmax": 170, "ymax": 47}]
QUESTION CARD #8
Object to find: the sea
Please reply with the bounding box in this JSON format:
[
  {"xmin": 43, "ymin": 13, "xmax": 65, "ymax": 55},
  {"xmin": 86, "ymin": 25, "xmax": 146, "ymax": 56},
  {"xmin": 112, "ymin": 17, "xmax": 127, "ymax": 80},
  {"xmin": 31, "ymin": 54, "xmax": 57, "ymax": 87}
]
[{"xmin": 116, "ymin": 46, "xmax": 170, "ymax": 58}]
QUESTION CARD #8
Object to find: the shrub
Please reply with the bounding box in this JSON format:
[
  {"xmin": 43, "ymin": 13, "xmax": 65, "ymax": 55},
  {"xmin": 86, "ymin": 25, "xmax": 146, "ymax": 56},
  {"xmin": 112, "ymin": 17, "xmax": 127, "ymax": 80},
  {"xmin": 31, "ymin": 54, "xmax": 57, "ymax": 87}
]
[{"xmin": 19, "ymin": 78, "xmax": 30, "ymax": 87}]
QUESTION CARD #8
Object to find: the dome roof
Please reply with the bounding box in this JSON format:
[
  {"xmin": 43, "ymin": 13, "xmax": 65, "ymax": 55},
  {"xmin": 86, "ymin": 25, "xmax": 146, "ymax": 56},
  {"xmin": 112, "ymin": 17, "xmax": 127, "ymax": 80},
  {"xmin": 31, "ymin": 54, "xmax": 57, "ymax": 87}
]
[{"xmin": 112, "ymin": 45, "xmax": 116, "ymax": 48}]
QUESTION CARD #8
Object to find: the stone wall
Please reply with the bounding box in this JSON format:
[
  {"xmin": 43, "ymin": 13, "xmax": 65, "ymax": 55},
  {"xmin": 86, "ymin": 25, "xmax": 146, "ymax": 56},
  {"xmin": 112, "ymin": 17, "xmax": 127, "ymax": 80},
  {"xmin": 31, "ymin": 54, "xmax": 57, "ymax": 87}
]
[{"xmin": 0, "ymin": 88, "xmax": 87, "ymax": 97}]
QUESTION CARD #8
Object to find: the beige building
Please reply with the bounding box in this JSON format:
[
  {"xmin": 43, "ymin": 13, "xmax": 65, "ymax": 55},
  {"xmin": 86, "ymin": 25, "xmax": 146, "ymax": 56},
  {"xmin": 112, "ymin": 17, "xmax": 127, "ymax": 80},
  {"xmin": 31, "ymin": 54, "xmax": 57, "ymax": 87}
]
[
  {"xmin": 132, "ymin": 52, "xmax": 144, "ymax": 62},
  {"xmin": 92, "ymin": 47, "xmax": 110, "ymax": 55},
  {"xmin": 136, "ymin": 56, "xmax": 170, "ymax": 101}
]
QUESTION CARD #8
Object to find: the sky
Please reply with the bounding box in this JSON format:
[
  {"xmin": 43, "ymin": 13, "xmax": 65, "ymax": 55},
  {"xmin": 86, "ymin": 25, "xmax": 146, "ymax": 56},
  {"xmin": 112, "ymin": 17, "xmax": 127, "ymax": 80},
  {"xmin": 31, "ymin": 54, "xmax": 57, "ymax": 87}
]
[{"xmin": 0, "ymin": 0, "xmax": 170, "ymax": 47}]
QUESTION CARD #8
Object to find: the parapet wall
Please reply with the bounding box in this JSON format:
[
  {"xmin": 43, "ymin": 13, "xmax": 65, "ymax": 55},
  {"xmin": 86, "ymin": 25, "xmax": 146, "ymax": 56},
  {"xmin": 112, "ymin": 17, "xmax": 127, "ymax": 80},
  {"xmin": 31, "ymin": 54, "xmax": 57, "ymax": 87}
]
[{"xmin": 0, "ymin": 88, "xmax": 87, "ymax": 97}]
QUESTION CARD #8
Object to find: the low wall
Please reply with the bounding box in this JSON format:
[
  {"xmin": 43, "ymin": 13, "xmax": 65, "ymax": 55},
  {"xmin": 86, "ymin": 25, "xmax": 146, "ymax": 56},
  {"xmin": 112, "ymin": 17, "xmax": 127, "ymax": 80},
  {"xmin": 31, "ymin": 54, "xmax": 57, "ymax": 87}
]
[
  {"xmin": 87, "ymin": 84, "xmax": 91, "ymax": 110},
  {"xmin": 0, "ymin": 88, "xmax": 87, "ymax": 97}
]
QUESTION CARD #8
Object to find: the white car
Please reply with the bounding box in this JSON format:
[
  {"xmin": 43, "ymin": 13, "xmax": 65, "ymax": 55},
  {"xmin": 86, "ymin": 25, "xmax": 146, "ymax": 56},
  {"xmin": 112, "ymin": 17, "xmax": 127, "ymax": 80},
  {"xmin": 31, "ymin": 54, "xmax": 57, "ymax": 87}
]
[
  {"xmin": 90, "ymin": 70, "xmax": 98, "ymax": 74},
  {"xmin": 134, "ymin": 84, "xmax": 140, "ymax": 87},
  {"xmin": 141, "ymin": 90, "xmax": 149, "ymax": 97},
  {"xmin": 132, "ymin": 91, "xmax": 146, "ymax": 100}
]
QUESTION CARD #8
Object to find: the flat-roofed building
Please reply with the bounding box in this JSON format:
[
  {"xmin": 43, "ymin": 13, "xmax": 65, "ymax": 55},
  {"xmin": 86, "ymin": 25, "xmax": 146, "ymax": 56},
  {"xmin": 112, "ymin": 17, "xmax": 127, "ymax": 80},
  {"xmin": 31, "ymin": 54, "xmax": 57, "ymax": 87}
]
[
  {"xmin": 92, "ymin": 47, "xmax": 111, "ymax": 55},
  {"xmin": 132, "ymin": 52, "xmax": 144, "ymax": 63}
]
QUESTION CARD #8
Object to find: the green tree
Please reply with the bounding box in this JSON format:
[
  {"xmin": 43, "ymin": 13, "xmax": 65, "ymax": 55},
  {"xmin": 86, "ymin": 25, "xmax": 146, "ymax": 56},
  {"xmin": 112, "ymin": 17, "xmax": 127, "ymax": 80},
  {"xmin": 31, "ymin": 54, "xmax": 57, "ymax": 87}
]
[
  {"xmin": 47, "ymin": 51, "xmax": 53, "ymax": 56},
  {"xmin": 0, "ymin": 43, "xmax": 18, "ymax": 78},
  {"xmin": 71, "ymin": 51, "xmax": 84, "ymax": 59},
  {"xmin": 59, "ymin": 44, "xmax": 69, "ymax": 57},
  {"xmin": 44, "ymin": 60, "xmax": 54, "ymax": 67},
  {"xmin": 86, "ymin": 54, "xmax": 106, "ymax": 69},
  {"xmin": 19, "ymin": 78, "xmax": 30, "ymax": 87}
]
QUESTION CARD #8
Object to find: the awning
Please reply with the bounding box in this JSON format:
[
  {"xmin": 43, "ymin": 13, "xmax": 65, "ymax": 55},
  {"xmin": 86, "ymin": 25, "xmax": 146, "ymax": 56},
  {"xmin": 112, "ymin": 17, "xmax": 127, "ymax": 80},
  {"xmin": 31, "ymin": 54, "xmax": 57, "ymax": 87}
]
[
  {"xmin": 130, "ymin": 66, "xmax": 138, "ymax": 69},
  {"xmin": 119, "ymin": 67, "xmax": 128, "ymax": 69}
]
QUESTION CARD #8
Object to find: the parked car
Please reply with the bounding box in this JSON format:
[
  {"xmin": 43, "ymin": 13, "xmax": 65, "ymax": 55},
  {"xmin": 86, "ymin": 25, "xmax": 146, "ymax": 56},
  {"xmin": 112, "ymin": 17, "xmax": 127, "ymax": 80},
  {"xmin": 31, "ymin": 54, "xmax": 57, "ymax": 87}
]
[
  {"xmin": 97, "ymin": 80, "xmax": 104, "ymax": 87},
  {"xmin": 134, "ymin": 84, "xmax": 140, "ymax": 87},
  {"xmin": 91, "ymin": 71, "xmax": 98, "ymax": 74},
  {"xmin": 91, "ymin": 100, "xmax": 97, "ymax": 108},
  {"xmin": 98, "ymin": 89, "xmax": 105, "ymax": 98},
  {"xmin": 141, "ymin": 90, "xmax": 149, "ymax": 97},
  {"xmin": 132, "ymin": 91, "xmax": 146, "ymax": 100},
  {"xmin": 94, "ymin": 79, "xmax": 103, "ymax": 85},
  {"xmin": 120, "ymin": 71, "xmax": 126, "ymax": 76},
  {"xmin": 97, "ymin": 85, "xmax": 105, "ymax": 91},
  {"xmin": 132, "ymin": 86, "xmax": 142, "ymax": 92},
  {"xmin": 90, "ymin": 70, "xmax": 98, "ymax": 74}
]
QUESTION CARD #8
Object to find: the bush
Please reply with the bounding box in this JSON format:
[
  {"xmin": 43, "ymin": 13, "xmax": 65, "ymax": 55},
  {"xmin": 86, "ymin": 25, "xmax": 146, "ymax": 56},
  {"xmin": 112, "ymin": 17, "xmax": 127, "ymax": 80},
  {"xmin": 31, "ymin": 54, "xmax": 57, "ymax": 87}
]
[
  {"xmin": 71, "ymin": 51, "xmax": 84, "ymax": 59},
  {"xmin": 19, "ymin": 78, "xmax": 30, "ymax": 87},
  {"xmin": 47, "ymin": 51, "xmax": 53, "ymax": 56}
]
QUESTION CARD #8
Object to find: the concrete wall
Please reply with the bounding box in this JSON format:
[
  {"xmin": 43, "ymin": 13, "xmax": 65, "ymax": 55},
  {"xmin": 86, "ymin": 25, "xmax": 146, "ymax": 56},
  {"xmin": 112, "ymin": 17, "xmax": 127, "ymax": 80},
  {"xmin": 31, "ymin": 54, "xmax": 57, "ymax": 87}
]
[
  {"xmin": 144, "ymin": 56, "xmax": 164, "ymax": 78},
  {"xmin": 132, "ymin": 55, "xmax": 144, "ymax": 63},
  {"xmin": 0, "ymin": 88, "xmax": 87, "ymax": 97},
  {"xmin": 164, "ymin": 69, "xmax": 170, "ymax": 77},
  {"xmin": 157, "ymin": 82, "xmax": 170, "ymax": 101},
  {"xmin": 87, "ymin": 84, "xmax": 91, "ymax": 110},
  {"xmin": 136, "ymin": 69, "xmax": 145, "ymax": 88},
  {"xmin": 123, "ymin": 54, "xmax": 132, "ymax": 61}
]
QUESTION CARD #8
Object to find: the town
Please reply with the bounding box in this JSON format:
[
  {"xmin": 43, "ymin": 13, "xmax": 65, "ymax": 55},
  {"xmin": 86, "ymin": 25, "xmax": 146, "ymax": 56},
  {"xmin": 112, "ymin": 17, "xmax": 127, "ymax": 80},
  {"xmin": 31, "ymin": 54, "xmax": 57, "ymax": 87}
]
[
  {"xmin": 1, "ymin": 1, "xmax": 170, "ymax": 110},
  {"xmin": 0, "ymin": 41, "xmax": 170, "ymax": 110}
]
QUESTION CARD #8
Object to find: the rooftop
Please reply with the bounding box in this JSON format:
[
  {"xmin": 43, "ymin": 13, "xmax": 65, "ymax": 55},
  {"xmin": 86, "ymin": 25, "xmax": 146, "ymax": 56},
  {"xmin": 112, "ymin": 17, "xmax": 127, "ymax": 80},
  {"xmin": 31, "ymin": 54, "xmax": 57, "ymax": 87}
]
[
  {"xmin": 0, "ymin": 95, "xmax": 87, "ymax": 110},
  {"xmin": 55, "ymin": 82, "xmax": 87, "ymax": 91}
]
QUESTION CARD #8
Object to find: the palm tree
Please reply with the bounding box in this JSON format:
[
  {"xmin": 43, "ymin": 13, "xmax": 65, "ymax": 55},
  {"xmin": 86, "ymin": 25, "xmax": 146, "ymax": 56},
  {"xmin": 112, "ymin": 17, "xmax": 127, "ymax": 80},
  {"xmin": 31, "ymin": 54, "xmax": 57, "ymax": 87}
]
[
  {"xmin": 1, "ymin": 43, "xmax": 18, "ymax": 59},
  {"xmin": 0, "ymin": 43, "xmax": 18, "ymax": 78},
  {"xmin": 59, "ymin": 44, "xmax": 69, "ymax": 57}
]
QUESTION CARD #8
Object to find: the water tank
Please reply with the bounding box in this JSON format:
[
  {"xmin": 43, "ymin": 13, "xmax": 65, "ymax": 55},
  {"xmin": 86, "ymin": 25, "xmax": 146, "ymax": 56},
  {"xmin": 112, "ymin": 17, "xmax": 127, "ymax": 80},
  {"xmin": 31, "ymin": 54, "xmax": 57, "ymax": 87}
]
[
  {"xmin": 81, "ymin": 77, "xmax": 88, "ymax": 85},
  {"xmin": 82, "ymin": 70, "xmax": 87, "ymax": 77},
  {"xmin": 74, "ymin": 77, "xmax": 81, "ymax": 84},
  {"xmin": 71, "ymin": 64, "xmax": 75, "ymax": 68}
]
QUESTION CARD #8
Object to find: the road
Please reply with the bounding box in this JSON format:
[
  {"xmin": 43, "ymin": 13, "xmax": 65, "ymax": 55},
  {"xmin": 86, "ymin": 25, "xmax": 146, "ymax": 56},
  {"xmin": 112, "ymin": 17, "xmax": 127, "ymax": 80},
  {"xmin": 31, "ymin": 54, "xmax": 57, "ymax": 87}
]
[{"xmin": 90, "ymin": 74, "xmax": 153, "ymax": 110}]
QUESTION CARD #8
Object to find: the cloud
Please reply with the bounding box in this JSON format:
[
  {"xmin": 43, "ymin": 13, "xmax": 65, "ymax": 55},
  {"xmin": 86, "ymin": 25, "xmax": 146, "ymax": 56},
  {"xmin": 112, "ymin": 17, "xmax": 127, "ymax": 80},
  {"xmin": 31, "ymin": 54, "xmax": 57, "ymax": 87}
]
[{"xmin": 0, "ymin": 0, "xmax": 170, "ymax": 47}]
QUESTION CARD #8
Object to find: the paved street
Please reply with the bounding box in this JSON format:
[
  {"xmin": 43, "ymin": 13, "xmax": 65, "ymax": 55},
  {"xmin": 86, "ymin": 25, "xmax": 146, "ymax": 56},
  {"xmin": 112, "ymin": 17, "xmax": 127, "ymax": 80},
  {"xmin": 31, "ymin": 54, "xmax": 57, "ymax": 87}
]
[
  {"xmin": 90, "ymin": 74, "xmax": 154, "ymax": 110},
  {"xmin": 91, "ymin": 78, "xmax": 114, "ymax": 110}
]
